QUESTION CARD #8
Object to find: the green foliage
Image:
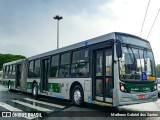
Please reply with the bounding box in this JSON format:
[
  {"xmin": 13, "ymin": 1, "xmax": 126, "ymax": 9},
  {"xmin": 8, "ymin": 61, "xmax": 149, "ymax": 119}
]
[
  {"xmin": 0, "ymin": 53, "xmax": 26, "ymax": 70},
  {"xmin": 156, "ymin": 64, "xmax": 160, "ymax": 78}
]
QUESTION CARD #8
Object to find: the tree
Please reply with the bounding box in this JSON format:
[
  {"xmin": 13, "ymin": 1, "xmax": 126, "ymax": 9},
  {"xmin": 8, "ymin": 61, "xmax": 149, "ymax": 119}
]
[{"xmin": 0, "ymin": 53, "xmax": 26, "ymax": 70}]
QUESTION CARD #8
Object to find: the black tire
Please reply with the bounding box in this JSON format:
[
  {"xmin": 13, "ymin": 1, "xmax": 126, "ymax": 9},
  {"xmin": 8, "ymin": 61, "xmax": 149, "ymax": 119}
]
[
  {"xmin": 72, "ymin": 85, "xmax": 84, "ymax": 106},
  {"xmin": 8, "ymin": 81, "xmax": 12, "ymax": 91},
  {"xmin": 32, "ymin": 83, "xmax": 38, "ymax": 98}
]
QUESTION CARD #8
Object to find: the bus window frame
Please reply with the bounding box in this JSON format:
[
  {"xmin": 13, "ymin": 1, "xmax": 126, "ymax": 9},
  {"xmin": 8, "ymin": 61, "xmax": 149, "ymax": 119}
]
[
  {"xmin": 118, "ymin": 43, "xmax": 156, "ymax": 83},
  {"xmin": 71, "ymin": 48, "xmax": 90, "ymax": 78},
  {"xmin": 50, "ymin": 54, "xmax": 60, "ymax": 78},
  {"xmin": 34, "ymin": 59, "xmax": 41, "ymax": 78},
  {"xmin": 58, "ymin": 51, "xmax": 71, "ymax": 78},
  {"xmin": 91, "ymin": 40, "xmax": 114, "ymax": 100},
  {"xmin": 28, "ymin": 60, "xmax": 35, "ymax": 78},
  {"xmin": 48, "ymin": 46, "xmax": 91, "ymax": 79}
]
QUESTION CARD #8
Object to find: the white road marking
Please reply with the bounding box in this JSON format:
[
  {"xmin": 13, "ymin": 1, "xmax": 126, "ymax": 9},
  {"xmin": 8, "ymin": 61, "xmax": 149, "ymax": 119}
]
[
  {"xmin": 24, "ymin": 98, "xmax": 65, "ymax": 109},
  {"xmin": 0, "ymin": 102, "xmax": 37, "ymax": 120},
  {"xmin": 12, "ymin": 100, "xmax": 53, "ymax": 113},
  {"xmin": 0, "ymin": 102, "xmax": 22, "ymax": 111}
]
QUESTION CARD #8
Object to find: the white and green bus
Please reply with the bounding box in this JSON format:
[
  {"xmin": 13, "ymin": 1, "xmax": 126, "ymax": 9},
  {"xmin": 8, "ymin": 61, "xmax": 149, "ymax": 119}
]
[{"xmin": 2, "ymin": 32, "xmax": 158, "ymax": 106}]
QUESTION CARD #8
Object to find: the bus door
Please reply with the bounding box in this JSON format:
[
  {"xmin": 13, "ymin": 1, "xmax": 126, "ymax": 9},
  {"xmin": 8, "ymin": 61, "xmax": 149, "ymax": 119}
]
[
  {"xmin": 93, "ymin": 48, "xmax": 113, "ymax": 103},
  {"xmin": 16, "ymin": 64, "xmax": 21, "ymax": 88},
  {"xmin": 41, "ymin": 58, "xmax": 50, "ymax": 92}
]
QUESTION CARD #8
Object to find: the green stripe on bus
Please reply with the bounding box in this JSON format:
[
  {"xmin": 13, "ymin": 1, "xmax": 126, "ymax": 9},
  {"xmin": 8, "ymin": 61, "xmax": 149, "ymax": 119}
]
[
  {"xmin": 10, "ymin": 81, "xmax": 14, "ymax": 87},
  {"xmin": 26, "ymin": 82, "xmax": 40, "ymax": 90},
  {"xmin": 1, "ymin": 80, "xmax": 14, "ymax": 87},
  {"xmin": 125, "ymin": 83, "xmax": 154, "ymax": 92},
  {"xmin": 27, "ymin": 82, "xmax": 32, "ymax": 89},
  {"xmin": 48, "ymin": 83, "xmax": 61, "ymax": 93},
  {"xmin": 2, "ymin": 80, "xmax": 8, "ymax": 87}
]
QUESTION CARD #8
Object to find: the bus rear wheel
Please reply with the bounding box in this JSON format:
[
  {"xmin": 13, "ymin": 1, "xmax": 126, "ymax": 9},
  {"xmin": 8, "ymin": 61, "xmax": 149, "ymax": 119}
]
[
  {"xmin": 32, "ymin": 83, "xmax": 38, "ymax": 98},
  {"xmin": 72, "ymin": 85, "xmax": 84, "ymax": 106}
]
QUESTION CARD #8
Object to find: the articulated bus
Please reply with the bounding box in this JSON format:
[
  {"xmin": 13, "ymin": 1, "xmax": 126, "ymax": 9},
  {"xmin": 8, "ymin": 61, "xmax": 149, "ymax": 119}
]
[{"xmin": 1, "ymin": 32, "xmax": 158, "ymax": 106}]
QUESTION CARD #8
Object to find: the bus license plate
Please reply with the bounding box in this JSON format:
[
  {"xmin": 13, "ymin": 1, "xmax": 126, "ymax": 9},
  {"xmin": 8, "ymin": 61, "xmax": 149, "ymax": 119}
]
[{"xmin": 137, "ymin": 94, "xmax": 145, "ymax": 99}]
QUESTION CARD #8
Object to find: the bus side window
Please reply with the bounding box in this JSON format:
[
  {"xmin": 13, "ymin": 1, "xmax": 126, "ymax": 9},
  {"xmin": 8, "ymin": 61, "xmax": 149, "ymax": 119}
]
[
  {"xmin": 3, "ymin": 66, "xmax": 6, "ymax": 77},
  {"xmin": 34, "ymin": 59, "xmax": 40, "ymax": 78},
  {"xmin": 50, "ymin": 55, "xmax": 59, "ymax": 78},
  {"xmin": 12, "ymin": 64, "xmax": 15, "ymax": 75},
  {"xmin": 105, "ymin": 50, "xmax": 112, "ymax": 76},
  {"xmin": 71, "ymin": 49, "xmax": 89, "ymax": 77},
  {"xmin": 59, "ymin": 53, "xmax": 70, "ymax": 77},
  {"xmin": 8, "ymin": 65, "xmax": 10, "ymax": 75},
  {"xmin": 6, "ymin": 66, "xmax": 9, "ymax": 75},
  {"xmin": 28, "ymin": 61, "xmax": 34, "ymax": 78},
  {"xmin": 10, "ymin": 65, "xmax": 12, "ymax": 76}
]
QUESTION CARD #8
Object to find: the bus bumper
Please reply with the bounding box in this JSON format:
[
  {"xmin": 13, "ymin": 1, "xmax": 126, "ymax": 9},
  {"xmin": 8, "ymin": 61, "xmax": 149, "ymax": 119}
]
[{"xmin": 118, "ymin": 90, "xmax": 158, "ymax": 106}]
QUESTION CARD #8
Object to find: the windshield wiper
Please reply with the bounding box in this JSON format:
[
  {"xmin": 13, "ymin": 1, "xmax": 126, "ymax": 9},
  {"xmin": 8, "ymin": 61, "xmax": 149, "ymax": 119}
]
[
  {"xmin": 127, "ymin": 45, "xmax": 137, "ymax": 74},
  {"xmin": 126, "ymin": 46, "xmax": 134, "ymax": 64}
]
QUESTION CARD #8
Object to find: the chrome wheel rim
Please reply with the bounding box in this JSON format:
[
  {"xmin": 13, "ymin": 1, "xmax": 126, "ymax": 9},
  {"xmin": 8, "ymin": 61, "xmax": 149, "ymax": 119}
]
[
  {"xmin": 74, "ymin": 90, "xmax": 81, "ymax": 104},
  {"xmin": 33, "ymin": 85, "xmax": 37, "ymax": 96},
  {"xmin": 8, "ymin": 84, "xmax": 11, "ymax": 90}
]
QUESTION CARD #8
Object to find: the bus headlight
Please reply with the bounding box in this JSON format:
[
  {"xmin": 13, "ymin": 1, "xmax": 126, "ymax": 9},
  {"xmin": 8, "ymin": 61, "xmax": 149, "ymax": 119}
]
[
  {"xmin": 120, "ymin": 83, "xmax": 125, "ymax": 92},
  {"xmin": 119, "ymin": 82, "xmax": 130, "ymax": 93},
  {"xmin": 120, "ymin": 85, "xmax": 125, "ymax": 91}
]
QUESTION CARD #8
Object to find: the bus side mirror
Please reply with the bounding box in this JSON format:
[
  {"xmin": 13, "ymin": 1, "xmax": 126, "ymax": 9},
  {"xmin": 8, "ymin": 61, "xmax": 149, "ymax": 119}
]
[{"xmin": 116, "ymin": 42, "xmax": 122, "ymax": 58}]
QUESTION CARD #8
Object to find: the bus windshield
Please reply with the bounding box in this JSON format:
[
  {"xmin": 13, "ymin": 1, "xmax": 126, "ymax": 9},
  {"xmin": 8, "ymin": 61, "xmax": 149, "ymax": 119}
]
[{"xmin": 119, "ymin": 46, "xmax": 156, "ymax": 81}]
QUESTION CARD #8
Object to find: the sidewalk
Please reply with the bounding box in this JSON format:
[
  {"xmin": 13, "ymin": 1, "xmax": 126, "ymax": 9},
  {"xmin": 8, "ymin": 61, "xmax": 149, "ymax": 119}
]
[{"xmin": 119, "ymin": 101, "xmax": 160, "ymax": 111}]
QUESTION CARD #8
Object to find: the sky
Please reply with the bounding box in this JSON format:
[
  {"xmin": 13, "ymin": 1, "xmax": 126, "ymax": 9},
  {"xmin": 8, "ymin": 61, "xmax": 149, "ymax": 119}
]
[{"xmin": 0, "ymin": 0, "xmax": 160, "ymax": 64}]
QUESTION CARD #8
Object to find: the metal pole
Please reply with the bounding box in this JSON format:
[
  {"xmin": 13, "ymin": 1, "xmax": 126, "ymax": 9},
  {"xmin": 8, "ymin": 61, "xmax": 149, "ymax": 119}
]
[
  {"xmin": 57, "ymin": 20, "xmax": 59, "ymax": 49},
  {"xmin": 53, "ymin": 15, "xmax": 63, "ymax": 49}
]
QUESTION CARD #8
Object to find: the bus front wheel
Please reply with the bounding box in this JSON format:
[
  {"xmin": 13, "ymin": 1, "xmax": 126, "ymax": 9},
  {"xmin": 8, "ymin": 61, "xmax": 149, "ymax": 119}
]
[
  {"xmin": 72, "ymin": 85, "xmax": 84, "ymax": 106},
  {"xmin": 32, "ymin": 83, "xmax": 38, "ymax": 98}
]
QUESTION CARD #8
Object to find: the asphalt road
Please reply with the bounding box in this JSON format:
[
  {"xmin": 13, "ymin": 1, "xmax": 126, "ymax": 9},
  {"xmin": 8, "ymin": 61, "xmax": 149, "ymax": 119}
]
[{"xmin": 0, "ymin": 85, "xmax": 160, "ymax": 120}]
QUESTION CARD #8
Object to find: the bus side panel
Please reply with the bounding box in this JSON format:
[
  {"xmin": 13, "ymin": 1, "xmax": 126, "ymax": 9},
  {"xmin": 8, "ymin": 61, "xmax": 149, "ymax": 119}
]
[
  {"xmin": 26, "ymin": 79, "xmax": 40, "ymax": 93},
  {"xmin": 47, "ymin": 78, "xmax": 92, "ymax": 102},
  {"xmin": 2, "ymin": 79, "xmax": 15, "ymax": 88},
  {"xmin": 20, "ymin": 59, "xmax": 28, "ymax": 92}
]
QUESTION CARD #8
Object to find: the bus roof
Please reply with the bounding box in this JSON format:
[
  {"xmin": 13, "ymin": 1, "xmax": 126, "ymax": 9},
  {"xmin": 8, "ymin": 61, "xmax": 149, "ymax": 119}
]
[
  {"xmin": 3, "ymin": 59, "xmax": 25, "ymax": 66},
  {"xmin": 28, "ymin": 32, "xmax": 116, "ymax": 60},
  {"xmin": 3, "ymin": 32, "xmax": 149, "ymax": 63},
  {"xmin": 2, "ymin": 32, "xmax": 115, "ymax": 65},
  {"xmin": 28, "ymin": 32, "xmax": 148, "ymax": 60},
  {"xmin": 115, "ymin": 32, "xmax": 148, "ymax": 42}
]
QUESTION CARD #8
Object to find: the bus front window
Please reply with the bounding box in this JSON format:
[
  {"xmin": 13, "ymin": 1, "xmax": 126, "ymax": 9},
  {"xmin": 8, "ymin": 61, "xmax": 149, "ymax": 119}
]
[{"xmin": 119, "ymin": 46, "xmax": 155, "ymax": 81}]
